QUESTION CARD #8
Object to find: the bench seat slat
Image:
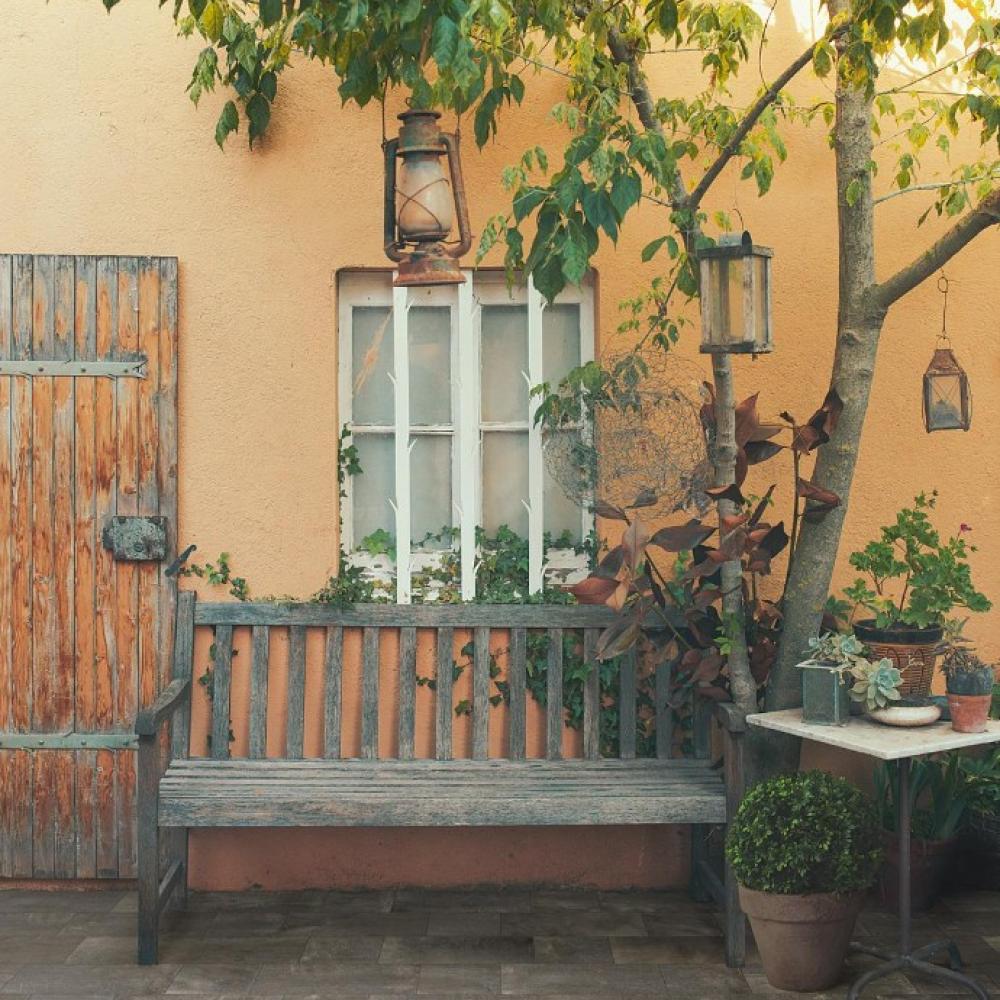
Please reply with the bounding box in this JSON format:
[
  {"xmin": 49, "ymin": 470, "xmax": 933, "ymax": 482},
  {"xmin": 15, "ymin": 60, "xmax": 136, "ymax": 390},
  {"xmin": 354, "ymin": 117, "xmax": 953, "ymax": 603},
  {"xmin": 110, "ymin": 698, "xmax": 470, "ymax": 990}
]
[{"xmin": 158, "ymin": 760, "xmax": 725, "ymax": 828}]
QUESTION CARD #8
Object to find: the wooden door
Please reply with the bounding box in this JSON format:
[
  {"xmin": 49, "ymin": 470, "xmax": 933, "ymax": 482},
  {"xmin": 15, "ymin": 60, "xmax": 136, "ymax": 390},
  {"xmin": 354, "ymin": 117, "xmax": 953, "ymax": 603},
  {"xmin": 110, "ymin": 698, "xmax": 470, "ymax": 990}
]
[{"xmin": 0, "ymin": 255, "xmax": 178, "ymax": 879}]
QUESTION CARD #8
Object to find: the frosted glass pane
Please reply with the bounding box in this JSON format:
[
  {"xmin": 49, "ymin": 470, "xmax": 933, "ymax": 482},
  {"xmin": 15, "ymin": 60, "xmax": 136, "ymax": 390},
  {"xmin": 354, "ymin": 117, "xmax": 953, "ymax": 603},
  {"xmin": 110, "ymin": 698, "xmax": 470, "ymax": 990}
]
[
  {"xmin": 482, "ymin": 432, "xmax": 528, "ymax": 537},
  {"xmin": 353, "ymin": 434, "xmax": 395, "ymax": 545},
  {"xmin": 411, "ymin": 435, "xmax": 452, "ymax": 545},
  {"xmin": 545, "ymin": 461, "xmax": 582, "ymax": 544},
  {"xmin": 352, "ymin": 307, "xmax": 393, "ymax": 425},
  {"xmin": 409, "ymin": 307, "xmax": 452, "ymax": 425},
  {"xmin": 481, "ymin": 306, "xmax": 528, "ymax": 423},
  {"xmin": 543, "ymin": 304, "xmax": 581, "ymax": 384}
]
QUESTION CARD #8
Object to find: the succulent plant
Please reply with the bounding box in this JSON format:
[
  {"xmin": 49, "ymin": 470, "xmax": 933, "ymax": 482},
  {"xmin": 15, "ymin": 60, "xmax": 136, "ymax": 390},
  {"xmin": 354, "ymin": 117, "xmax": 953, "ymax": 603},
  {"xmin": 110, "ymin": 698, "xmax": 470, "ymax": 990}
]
[
  {"xmin": 939, "ymin": 619, "xmax": 996, "ymax": 695},
  {"xmin": 850, "ymin": 658, "xmax": 903, "ymax": 712},
  {"xmin": 807, "ymin": 632, "xmax": 868, "ymax": 668}
]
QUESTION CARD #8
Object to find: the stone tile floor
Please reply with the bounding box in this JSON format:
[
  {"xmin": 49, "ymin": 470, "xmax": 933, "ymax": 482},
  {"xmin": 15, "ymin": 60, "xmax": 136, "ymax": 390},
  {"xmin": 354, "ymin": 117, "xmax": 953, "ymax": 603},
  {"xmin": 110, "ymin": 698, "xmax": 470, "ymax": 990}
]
[{"xmin": 0, "ymin": 886, "xmax": 998, "ymax": 999}]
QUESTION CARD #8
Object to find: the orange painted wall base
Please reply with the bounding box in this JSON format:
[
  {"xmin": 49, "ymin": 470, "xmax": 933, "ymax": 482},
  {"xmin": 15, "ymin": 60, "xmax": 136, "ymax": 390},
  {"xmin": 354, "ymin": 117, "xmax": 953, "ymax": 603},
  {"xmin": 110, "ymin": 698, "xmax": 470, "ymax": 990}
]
[{"xmin": 188, "ymin": 825, "xmax": 691, "ymax": 891}]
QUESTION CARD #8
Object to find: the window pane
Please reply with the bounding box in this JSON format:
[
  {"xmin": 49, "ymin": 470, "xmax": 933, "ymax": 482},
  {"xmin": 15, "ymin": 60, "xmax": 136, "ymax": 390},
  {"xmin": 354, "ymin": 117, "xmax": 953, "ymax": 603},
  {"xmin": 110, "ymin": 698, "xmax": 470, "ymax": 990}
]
[
  {"xmin": 352, "ymin": 307, "xmax": 393, "ymax": 425},
  {"xmin": 482, "ymin": 431, "xmax": 528, "ymax": 537},
  {"xmin": 411, "ymin": 435, "xmax": 452, "ymax": 545},
  {"xmin": 481, "ymin": 305, "xmax": 528, "ymax": 423},
  {"xmin": 542, "ymin": 304, "xmax": 581, "ymax": 384},
  {"xmin": 545, "ymin": 464, "xmax": 582, "ymax": 544},
  {"xmin": 353, "ymin": 434, "xmax": 395, "ymax": 545},
  {"xmin": 409, "ymin": 307, "xmax": 452, "ymax": 426}
]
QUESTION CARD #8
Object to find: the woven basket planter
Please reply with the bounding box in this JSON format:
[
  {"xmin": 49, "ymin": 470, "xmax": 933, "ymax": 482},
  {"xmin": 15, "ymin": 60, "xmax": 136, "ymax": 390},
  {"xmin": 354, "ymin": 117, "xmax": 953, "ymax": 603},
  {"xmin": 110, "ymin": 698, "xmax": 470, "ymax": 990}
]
[{"xmin": 853, "ymin": 620, "xmax": 943, "ymax": 697}]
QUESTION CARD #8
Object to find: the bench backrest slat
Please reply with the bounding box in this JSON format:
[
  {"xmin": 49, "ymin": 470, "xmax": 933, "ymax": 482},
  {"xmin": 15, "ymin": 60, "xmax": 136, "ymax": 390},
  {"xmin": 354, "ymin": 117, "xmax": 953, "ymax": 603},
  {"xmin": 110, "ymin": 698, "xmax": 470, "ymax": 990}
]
[
  {"xmin": 286, "ymin": 626, "xmax": 307, "ymax": 757},
  {"xmin": 169, "ymin": 598, "xmax": 705, "ymax": 762},
  {"xmin": 323, "ymin": 626, "xmax": 343, "ymax": 759},
  {"xmin": 435, "ymin": 627, "xmax": 454, "ymax": 761},
  {"xmin": 507, "ymin": 627, "xmax": 527, "ymax": 761},
  {"xmin": 249, "ymin": 625, "xmax": 270, "ymax": 759},
  {"xmin": 211, "ymin": 624, "xmax": 234, "ymax": 760},
  {"xmin": 397, "ymin": 626, "xmax": 416, "ymax": 761},
  {"xmin": 582, "ymin": 628, "xmax": 600, "ymax": 760},
  {"xmin": 619, "ymin": 647, "xmax": 637, "ymax": 761},
  {"xmin": 360, "ymin": 627, "xmax": 380, "ymax": 759},
  {"xmin": 471, "ymin": 627, "xmax": 490, "ymax": 761},
  {"xmin": 546, "ymin": 628, "xmax": 563, "ymax": 760}
]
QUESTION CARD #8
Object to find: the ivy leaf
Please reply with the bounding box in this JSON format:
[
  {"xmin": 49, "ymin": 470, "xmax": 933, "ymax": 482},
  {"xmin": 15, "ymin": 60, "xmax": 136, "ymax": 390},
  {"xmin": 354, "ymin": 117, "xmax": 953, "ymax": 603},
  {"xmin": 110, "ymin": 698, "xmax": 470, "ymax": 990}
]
[
  {"xmin": 259, "ymin": 0, "xmax": 282, "ymax": 27},
  {"xmin": 215, "ymin": 100, "xmax": 239, "ymax": 149}
]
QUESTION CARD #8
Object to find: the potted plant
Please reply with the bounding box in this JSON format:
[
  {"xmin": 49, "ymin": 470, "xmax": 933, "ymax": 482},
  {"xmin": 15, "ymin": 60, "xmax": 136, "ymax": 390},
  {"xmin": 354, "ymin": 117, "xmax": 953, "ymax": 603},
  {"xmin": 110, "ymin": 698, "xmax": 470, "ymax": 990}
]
[
  {"xmin": 799, "ymin": 633, "xmax": 869, "ymax": 725},
  {"xmin": 850, "ymin": 658, "xmax": 941, "ymax": 727},
  {"xmin": 726, "ymin": 770, "xmax": 883, "ymax": 991},
  {"xmin": 875, "ymin": 755, "xmax": 967, "ymax": 911},
  {"xmin": 959, "ymin": 748, "xmax": 1000, "ymax": 890},
  {"xmin": 940, "ymin": 624, "xmax": 996, "ymax": 733},
  {"xmin": 844, "ymin": 492, "xmax": 991, "ymax": 697}
]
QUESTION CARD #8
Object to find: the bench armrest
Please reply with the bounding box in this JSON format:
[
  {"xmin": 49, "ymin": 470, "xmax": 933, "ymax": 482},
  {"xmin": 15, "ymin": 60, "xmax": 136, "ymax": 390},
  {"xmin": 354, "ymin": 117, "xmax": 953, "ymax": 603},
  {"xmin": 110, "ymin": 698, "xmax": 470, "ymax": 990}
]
[
  {"xmin": 135, "ymin": 679, "xmax": 191, "ymax": 738},
  {"xmin": 715, "ymin": 702, "xmax": 747, "ymax": 734}
]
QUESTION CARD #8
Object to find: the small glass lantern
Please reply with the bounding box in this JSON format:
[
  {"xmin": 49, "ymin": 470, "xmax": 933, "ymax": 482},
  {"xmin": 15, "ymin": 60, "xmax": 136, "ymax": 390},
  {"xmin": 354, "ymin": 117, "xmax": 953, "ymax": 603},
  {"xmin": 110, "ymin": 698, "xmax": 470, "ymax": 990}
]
[
  {"xmin": 383, "ymin": 109, "xmax": 472, "ymax": 287},
  {"xmin": 923, "ymin": 276, "xmax": 971, "ymax": 433},
  {"xmin": 697, "ymin": 231, "xmax": 773, "ymax": 354},
  {"xmin": 923, "ymin": 348, "xmax": 971, "ymax": 431}
]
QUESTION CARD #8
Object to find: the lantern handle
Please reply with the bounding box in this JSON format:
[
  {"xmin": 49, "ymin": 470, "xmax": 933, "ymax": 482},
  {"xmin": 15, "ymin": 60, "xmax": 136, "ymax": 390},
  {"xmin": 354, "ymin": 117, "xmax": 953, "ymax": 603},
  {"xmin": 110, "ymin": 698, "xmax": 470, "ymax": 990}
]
[
  {"xmin": 382, "ymin": 136, "xmax": 406, "ymax": 263},
  {"xmin": 441, "ymin": 131, "xmax": 473, "ymax": 260},
  {"xmin": 937, "ymin": 273, "xmax": 951, "ymax": 344}
]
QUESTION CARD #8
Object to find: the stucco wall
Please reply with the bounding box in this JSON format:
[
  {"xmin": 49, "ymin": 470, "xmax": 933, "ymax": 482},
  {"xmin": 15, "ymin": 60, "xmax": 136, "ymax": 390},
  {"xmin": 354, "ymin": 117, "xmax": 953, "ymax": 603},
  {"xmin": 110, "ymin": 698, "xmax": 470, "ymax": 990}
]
[{"xmin": 2, "ymin": 0, "xmax": 998, "ymax": 889}]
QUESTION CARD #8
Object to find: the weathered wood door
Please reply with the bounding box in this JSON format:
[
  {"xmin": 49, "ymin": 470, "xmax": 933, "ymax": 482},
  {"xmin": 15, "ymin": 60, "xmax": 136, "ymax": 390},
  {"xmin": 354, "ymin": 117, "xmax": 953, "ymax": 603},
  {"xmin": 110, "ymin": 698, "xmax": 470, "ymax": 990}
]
[{"xmin": 0, "ymin": 255, "xmax": 178, "ymax": 879}]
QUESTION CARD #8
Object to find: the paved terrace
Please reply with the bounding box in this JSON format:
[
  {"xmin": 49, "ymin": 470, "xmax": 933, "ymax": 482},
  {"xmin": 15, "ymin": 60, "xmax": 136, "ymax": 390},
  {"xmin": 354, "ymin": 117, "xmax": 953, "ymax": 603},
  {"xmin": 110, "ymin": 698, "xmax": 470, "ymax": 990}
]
[{"xmin": 0, "ymin": 887, "xmax": 998, "ymax": 998}]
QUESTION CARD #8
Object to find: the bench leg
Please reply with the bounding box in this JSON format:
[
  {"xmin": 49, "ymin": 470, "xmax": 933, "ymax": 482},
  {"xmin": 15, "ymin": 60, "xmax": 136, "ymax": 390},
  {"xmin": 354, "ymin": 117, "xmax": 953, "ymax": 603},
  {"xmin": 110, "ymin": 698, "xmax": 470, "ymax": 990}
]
[
  {"xmin": 137, "ymin": 737, "xmax": 161, "ymax": 965},
  {"xmin": 689, "ymin": 824, "xmax": 712, "ymax": 903},
  {"xmin": 724, "ymin": 851, "xmax": 747, "ymax": 967}
]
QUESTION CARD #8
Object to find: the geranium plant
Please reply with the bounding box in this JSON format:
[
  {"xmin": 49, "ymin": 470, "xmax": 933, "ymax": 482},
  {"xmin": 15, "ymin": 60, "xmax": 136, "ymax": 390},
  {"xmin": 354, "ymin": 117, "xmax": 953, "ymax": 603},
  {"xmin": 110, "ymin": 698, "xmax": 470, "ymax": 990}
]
[{"xmin": 844, "ymin": 492, "xmax": 991, "ymax": 631}]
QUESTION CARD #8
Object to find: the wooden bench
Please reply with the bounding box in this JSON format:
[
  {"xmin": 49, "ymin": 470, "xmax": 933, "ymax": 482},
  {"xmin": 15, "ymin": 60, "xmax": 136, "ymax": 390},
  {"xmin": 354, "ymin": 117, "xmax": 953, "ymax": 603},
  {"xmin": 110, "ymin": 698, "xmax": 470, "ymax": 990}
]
[{"xmin": 136, "ymin": 593, "xmax": 747, "ymax": 965}]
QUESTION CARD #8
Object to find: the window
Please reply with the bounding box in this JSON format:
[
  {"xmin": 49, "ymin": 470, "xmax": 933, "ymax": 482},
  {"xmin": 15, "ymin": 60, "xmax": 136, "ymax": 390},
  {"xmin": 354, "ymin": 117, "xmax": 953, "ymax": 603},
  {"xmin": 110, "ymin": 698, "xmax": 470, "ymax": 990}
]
[{"xmin": 338, "ymin": 270, "xmax": 595, "ymax": 603}]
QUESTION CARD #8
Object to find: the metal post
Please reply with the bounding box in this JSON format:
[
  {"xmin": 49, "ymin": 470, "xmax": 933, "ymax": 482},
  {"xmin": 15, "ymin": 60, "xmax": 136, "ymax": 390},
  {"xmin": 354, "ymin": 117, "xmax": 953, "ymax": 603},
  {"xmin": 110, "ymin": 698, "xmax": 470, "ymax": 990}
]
[{"xmin": 898, "ymin": 758, "xmax": 911, "ymax": 957}]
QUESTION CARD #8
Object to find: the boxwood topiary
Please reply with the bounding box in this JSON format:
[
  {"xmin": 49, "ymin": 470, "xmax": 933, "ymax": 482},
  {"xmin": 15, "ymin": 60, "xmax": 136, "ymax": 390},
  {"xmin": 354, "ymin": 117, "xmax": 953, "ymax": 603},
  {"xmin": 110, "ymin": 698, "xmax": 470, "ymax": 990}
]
[{"xmin": 726, "ymin": 770, "xmax": 883, "ymax": 895}]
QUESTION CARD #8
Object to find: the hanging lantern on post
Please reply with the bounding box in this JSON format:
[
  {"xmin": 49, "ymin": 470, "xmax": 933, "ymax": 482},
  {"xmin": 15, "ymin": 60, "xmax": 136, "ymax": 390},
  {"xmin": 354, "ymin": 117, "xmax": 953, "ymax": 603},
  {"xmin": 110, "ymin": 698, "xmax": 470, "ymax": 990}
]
[
  {"xmin": 923, "ymin": 276, "xmax": 971, "ymax": 432},
  {"xmin": 697, "ymin": 231, "xmax": 773, "ymax": 354},
  {"xmin": 383, "ymin": 109, "xmax": 472, "ymax": 287}
]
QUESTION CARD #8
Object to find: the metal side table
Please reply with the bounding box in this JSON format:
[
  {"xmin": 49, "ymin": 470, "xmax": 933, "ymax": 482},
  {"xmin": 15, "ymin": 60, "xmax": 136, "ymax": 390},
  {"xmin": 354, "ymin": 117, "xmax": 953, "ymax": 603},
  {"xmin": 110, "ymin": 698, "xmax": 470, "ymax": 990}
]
[{"xmin": 747, "ymin": 709, "xmax": 1000, "ymax": 1000}]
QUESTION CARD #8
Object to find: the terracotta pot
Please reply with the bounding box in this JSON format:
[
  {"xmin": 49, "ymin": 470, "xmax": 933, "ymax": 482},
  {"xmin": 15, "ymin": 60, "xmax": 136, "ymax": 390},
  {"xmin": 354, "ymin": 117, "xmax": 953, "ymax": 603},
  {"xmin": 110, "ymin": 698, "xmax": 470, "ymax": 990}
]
[
  {"xmin": 739, "ymin": 886, "xmax": 864, "ymax": 992},
  {"xmin": 853, "ymin": 620, "xmax": 943, "ymax": 697},
  {"xmin": 947, "ymin": 693, "xmax": 991, "ymax": 733},
  {"xmin": 879, "ymin": 834, "xmax": 956, "ymax": 912}
]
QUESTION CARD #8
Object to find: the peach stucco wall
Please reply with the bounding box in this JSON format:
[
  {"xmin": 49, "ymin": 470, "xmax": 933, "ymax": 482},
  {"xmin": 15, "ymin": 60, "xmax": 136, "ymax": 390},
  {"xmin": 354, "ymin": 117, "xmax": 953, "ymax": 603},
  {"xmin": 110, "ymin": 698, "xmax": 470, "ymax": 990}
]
[{"xmin": 2, "ymin": 0, "xmax": 998, "ymax": 889}]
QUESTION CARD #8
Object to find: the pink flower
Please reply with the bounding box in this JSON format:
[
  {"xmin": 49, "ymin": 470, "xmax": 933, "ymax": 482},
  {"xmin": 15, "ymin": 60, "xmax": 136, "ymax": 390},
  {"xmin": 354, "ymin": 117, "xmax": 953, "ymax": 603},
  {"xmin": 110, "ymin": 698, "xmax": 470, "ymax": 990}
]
[{"xmin": 959, "ymin": 523, "xmax": 973, "ymax": 533}]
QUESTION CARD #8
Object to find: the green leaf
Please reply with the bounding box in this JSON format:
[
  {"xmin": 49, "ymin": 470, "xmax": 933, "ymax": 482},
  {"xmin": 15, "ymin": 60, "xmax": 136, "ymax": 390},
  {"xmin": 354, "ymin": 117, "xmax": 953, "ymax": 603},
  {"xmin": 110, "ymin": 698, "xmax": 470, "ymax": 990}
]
[
  {"xmin": 641, "ymin": 235, "xmax": 669, "ymax": 262},
  {"xmin": 259, "ymin": 71, "xmax": 277, "ymax": 101},
  {"xmin": 215, "ymin": 100, "xmax": 239, "ymax": 149},
  {"xmin": 561, "ymin": 227, "xmax": 589, "ymax": 286},
  {"xmin": 658, "ymin": 0, "xmax": 679, "ymax": 36},
  {"xmin": 246, "ymin": 93, "xmax": 271, "ymax": 145},
  {"xmin": 199, "ymin": 1, "xmax": 223, "ymax": 41},
  {"xmin": 609, "ymin": 171, "xmax": 641, "ymax": 218},
  {"xmin": 259, "ymin": 0, "xmax": 281, "ymax": 26},
  {"xmin": 431, "ymin": 16, "xmax": 459, "ymax": 68},
  {"xmin": 845, "ymin": 178, "xmax": 863, "ymax": 206},
  {"xmin": 513, "ymin": 186, "xmax": 547, "ymax": 223},
  {"xmin": 188, "ymin": 0, "xmax": 207, "ymax": 18}
]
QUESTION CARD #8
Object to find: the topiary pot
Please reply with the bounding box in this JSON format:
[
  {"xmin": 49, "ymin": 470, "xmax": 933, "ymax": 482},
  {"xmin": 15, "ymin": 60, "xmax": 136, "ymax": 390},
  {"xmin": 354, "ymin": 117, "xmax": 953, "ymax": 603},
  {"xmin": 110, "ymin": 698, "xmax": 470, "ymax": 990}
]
[
  {"xmin": 853, "ymin": 620, "xmax": 943, "ymax": 697},
  {"xmin": 947, "ymin": 666, "xmax": 994, "ymax": 733},
  {"xmin": 739, "ymin": 886, "xmax": 864, "ymax": 991}
]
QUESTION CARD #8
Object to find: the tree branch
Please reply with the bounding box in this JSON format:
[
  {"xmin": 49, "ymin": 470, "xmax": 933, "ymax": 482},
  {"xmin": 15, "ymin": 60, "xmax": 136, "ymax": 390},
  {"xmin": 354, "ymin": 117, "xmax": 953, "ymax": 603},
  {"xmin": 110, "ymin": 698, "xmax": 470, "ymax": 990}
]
[
  {"xmin": 875, "ymin": 187, "xmax": 1000, "ymax": 309},
  {"xmin": 686, "ymin": 40, "xmax": 821, "ymax": 212}
]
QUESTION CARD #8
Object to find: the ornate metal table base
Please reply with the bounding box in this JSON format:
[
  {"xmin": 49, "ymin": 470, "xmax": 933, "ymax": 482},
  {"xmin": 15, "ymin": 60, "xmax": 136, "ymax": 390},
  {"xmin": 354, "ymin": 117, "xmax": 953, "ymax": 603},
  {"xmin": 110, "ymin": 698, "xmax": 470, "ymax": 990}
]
[{"xmin": 848, "ymin": 758, "xmax": 990, "ymax": 1000}]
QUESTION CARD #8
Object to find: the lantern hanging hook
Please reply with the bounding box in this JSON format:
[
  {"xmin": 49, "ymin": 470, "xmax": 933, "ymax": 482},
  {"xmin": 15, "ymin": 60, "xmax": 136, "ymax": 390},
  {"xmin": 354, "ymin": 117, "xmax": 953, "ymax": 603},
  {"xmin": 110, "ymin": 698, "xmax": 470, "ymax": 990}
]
[{"xmin": 937, "ymin": 273, "xmax": 951, "ymax": 344}]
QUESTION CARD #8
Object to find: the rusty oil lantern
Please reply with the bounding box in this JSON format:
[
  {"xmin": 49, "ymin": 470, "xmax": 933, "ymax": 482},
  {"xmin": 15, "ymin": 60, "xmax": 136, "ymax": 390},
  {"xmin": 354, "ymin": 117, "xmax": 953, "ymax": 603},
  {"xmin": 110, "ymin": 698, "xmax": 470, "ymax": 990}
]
[{"xmin": 383, "ymin": 109, "xmax": 472, "ymax": 287}]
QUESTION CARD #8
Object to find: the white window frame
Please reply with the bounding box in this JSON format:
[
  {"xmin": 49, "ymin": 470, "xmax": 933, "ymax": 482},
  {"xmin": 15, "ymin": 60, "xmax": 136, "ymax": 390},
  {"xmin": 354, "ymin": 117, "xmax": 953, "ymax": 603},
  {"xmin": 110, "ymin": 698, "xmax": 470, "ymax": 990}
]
[{"xmin": 338, "ymin": 268, "xmax": 595, "ymax": 604}]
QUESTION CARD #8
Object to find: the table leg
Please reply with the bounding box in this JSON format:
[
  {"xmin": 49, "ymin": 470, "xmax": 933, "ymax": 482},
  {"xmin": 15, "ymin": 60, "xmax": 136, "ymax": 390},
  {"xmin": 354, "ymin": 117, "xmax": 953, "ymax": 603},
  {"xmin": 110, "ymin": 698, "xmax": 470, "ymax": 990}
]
[{"xmin": 848, "ymin": 758, "xmax": 989, "ymax": 1000}]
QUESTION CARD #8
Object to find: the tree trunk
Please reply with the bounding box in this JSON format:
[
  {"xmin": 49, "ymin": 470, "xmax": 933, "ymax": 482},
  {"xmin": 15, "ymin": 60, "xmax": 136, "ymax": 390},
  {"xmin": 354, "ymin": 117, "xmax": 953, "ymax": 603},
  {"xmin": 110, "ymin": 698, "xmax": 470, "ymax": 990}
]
[{"xmin": 758, "ymin": 0, "xmax": 886, "ymax": 769}]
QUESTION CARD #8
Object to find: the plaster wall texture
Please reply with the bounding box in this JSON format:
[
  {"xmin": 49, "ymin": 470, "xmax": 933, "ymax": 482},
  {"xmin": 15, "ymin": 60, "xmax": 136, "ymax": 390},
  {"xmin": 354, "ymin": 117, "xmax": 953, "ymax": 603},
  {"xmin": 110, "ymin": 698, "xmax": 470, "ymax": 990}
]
[{"xmin": 1, "ymin": 0, "xmax": 997, "ymax": 889}]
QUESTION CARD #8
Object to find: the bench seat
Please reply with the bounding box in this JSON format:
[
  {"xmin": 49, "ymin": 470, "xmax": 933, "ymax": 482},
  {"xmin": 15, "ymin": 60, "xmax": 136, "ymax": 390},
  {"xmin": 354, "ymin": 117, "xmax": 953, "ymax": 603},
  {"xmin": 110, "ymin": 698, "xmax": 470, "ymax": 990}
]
[{"xmin": 158, "ymin": 758, "xmax": 728, "ymax": 828}]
